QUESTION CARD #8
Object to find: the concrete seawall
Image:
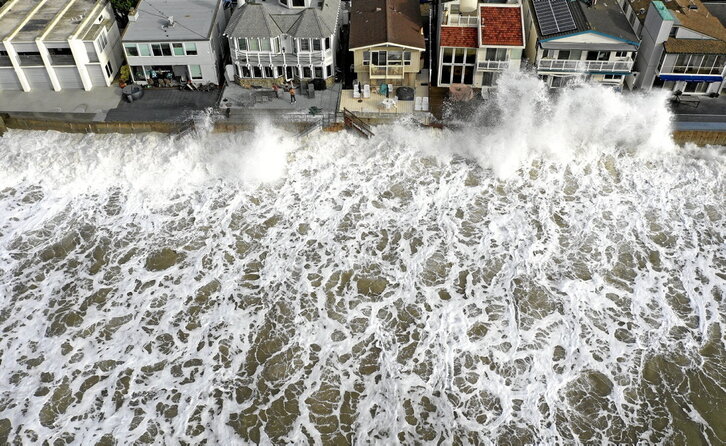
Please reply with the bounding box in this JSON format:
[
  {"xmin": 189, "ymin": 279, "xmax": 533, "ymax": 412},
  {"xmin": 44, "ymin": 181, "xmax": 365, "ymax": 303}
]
[{"xmin": 2, "ymin": 113, "xmax": 726, "ymax": 146}]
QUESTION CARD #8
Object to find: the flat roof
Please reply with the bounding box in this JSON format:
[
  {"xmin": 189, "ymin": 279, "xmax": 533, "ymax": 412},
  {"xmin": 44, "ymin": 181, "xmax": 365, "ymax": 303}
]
[
  {"xmin": 0, "ymin": 0, "xmax": 101, "ymax": 42},
  {"xmin": 123, "ymin": 0, "xmax": 220, "ymax": 42}
]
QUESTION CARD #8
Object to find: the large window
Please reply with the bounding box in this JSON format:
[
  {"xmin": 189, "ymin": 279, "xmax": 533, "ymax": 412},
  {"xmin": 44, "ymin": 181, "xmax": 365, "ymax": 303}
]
[
  {"xmin": 313, "ymin": 39, "xmax": 321, "ymax": 51},
  {"xmin": 300, "ymin": 39, "xmax": 310, "ymax": 51},
  {"xmin": 672, "ymin": 53, "xmax": 726, "ymax": 75},
  {"xmin": 151, "ymin": 43, "xmax": 172, "ymax": 56},
  {"xmin": 173, "ymin": 43, "xmax": 185, "ymax": 56},
  {"xmin": 124, "ymin": 44, "xmax": 139, "ymax": 57},
  {"xmin": 139, "ymin": 44, "xmax": 151, "ymax": 56},
  {"xmin": 586, "ymin": 51, "xmax": 609, "ymax": 61},
  {"xmin": 314, "ymin": 66, "xmax": 323, "ymax": 78},
  {"xmin": 439, "ymin": 48, "xmax": 476, "ymax": 85},
  {"xmin": 97, "ymin": 31, "xmax": 109, "ymax": 52},
  {"xmin": 485, "ymin": 48, "xmax": 507, "ymax": 61},
  {"xmin": 238, "ymin": 38, "xmax": 247, "ymax": 51},
  {"xmin": 104, "ymin": 61, "xmax": 113, "ymax": 77},
  {"xmin": 189, "ymin": 65, "xmax": 203, "ymax": 79}
]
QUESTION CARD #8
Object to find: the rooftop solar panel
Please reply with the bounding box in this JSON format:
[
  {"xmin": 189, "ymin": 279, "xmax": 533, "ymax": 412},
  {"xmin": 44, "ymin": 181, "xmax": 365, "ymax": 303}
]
[{"xmin": 533, "ymin": 0, "xmax": 576, "ymax": 36}]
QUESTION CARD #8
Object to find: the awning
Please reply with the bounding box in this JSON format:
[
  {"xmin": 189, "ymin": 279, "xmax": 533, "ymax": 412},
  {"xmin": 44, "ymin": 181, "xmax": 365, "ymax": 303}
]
[{"xmin": 658, "ymin": 74, "xmax": 723, "ymax": 82}]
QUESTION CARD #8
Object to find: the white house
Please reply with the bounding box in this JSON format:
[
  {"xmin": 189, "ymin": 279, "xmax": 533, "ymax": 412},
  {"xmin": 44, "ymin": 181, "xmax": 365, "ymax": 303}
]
[
  {"xmin": 524, "ymin": 0, "xmax": 640, "ymax": 88},
  {"xmin": 224, "ymin": 0, "xmax": 341, "ymax": 87},
  {"xmin": 121, "ymin": 0, "xmax": 228, "ymax": 86},
  {"xmin": 628, "ymin": 0, "xmax": 726, "ymax": 95},
  {"xmin": 0, "ymin": 0, "xmax": 124, "ymax": 91},
  {"xmin": 437, "ymin": 0, "xmax": 525, "ymax": 88}
]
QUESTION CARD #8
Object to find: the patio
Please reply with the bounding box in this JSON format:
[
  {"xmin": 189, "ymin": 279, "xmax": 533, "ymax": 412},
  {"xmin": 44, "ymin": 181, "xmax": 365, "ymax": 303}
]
[{"xmin": 338, "ymin": 71, "xmax": 432, "ymax": 118}]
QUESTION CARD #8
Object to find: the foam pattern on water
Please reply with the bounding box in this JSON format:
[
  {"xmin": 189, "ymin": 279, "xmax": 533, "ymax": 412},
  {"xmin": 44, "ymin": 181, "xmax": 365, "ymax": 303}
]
[{"xmin": 0, "ymin": 82, "xmax": 725, "ymax": 445}]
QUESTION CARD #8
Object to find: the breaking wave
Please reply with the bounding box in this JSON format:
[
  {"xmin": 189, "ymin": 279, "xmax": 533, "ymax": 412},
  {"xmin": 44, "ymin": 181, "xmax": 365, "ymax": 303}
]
[{"xmin": 0, "ymin": 74, "xmax": 724, "ymax": 445}]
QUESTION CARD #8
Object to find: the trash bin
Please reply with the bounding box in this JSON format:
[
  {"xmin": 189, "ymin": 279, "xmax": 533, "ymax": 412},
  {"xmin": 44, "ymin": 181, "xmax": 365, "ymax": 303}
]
[{"xmin": 308, "ymin": 83, "xmax": 315, "ymax": 98}]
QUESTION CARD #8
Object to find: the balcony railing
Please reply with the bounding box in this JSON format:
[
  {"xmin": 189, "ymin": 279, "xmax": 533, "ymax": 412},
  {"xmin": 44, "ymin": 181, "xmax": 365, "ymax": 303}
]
[
  {"xmin": 477, "ymin": 60, "xmax": 510, "ymax": 71},
  {"xmin": 538, "ymin": 58, "xmax": 634, "ymax": 73},
  {"xmin": 446, "ymin": 14, "xmax": 479, "ymax": 26},
  {"xmin": 668, "ymin": 65, "xmax": 724, "ymax": 76},
  {"xmin": 370, "ymin": 65, "xmax": 404, "ymax": 79}
]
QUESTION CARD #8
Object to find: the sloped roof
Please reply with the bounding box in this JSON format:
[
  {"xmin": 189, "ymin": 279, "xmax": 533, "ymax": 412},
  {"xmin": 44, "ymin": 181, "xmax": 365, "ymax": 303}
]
[
  {"xmin": 528, "ymin": 0, "xmax": 637, "ymax": 45},
  {"xmin": 440, "ymin": 27, "xmax": 478, "ymax": 47},
  {"xmin": 225, "ymin": 0, "xmax": 340, "ymax": 39},
  {"xmin": 225, "ymin": 4, "xmax": 281, "ymax": 38},
  {"xmin": 481, "ymin": 6, "xmax": 524, "ymax": 46},
  {"xmin": 664, "ymin": 37, "xmax": 726, "ymax": 53},
  {"xmin": 349, "ymin": 0, "xmax": 425, "ymax": 49}
]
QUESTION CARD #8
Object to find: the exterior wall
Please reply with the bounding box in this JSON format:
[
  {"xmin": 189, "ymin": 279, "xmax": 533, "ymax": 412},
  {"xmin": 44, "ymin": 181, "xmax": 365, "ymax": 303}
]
[
  {"xmin": 124, "ymin": 40, "xmax": 219, "ymax": 84},
  {"xmin": 231, "ymin": 34, "xmax": 336, "ymax": 84},
  {"xmin": 0, "ymin": 1, "xmax": 122, "ymax": 91},
  {"xmin": 351, "ymin": 45, "xmax": 422, "ymax": 87},
  {"xmin": 633, "ymin": 2, "xmax": 673, "ymax": 90}
]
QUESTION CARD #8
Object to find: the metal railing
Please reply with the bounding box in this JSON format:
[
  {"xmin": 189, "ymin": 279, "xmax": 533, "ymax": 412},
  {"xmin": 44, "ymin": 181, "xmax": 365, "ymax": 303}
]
[
  {"xmin": 370, "ymin": 65, "xmax": 404, "ymax": 79},
  {"xmin": 477, "ymin": 60, "xmax": 510, "ymax": 71},
  {"xmin": 538, "ymin": 58, "xmax": 634, "ymax": 72}
]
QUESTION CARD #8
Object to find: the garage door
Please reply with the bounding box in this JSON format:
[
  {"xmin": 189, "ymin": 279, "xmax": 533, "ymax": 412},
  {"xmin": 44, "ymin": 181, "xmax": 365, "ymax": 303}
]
[
  {"xmin": 23, "ymin": 67, "xmax": 52, "ymax": 91},
  {"xmin": 55, "ymin": 67, "xmax": 84, "ymax": 89},
  {"xmin": 86, "ymin": 64, "xmax": 107, "ymax": 87},
  {"xmin": 0, "ymin": 67, "xmax": 21, "ymax": 90}
]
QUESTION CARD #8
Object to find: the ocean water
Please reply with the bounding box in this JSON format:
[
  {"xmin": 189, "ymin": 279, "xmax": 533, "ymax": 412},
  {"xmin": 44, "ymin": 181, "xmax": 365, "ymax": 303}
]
[{"xmin": 0, "ymin": 75, "xmax": 724, "ymax": 445}]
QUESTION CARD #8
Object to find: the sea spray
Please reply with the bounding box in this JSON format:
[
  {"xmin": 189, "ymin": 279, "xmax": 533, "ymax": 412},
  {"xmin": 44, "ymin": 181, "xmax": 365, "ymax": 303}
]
[{"xmin": 0, "ymin": 77, "xmax": 724, "ymax": 444}]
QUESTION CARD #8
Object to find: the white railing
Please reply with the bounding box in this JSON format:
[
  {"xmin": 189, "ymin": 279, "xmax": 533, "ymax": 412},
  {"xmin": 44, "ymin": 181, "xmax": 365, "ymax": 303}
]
[
  {"xmin": 477, "ymin": 60, "xmax": 510, "ymax": 71},
  {"xmin": 446, "ymin": 14, "xmax": 479, "ymax": 26},
  {"xmin": 538, "ymin": 58, "xmax": 634, "ymax": 72}
]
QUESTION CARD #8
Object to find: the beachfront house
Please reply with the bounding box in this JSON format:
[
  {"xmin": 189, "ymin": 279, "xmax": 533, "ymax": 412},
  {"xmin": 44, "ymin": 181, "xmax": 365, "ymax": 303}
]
[
  {"xmin": 628, "ymin": 0, "xmax": 726, "ymax": 95},
  {"xmin": 523, "ymin": 0, "xmax": 640, "ymax": 89},
  {"xmin": 0, "ymin": 0, "xmax": 124, "ymax": 91},
  {"xmin": 349, "ymin": 0, "xmax": 426, "ymax": 89},
  {"xmin": 121, "ymin": 0, "xmax": 228, "ymax": 86},
  {"xmin": 437, "ymin": 0, "xmax": 525, "ymax": 88},
  {"xmin": 224, "ymin": 0, "xmax": 341, "ymax": 87}
]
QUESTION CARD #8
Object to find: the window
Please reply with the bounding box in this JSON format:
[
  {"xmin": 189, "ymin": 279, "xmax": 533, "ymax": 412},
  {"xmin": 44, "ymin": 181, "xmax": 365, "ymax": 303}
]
[
  {"xmin": 325, "ymin": 37, "xmax": 330, "ymax": 50},
  {"xmin": 249, "ymin": 39, "xmax": 260, "ymax": 51},
  {"xmin": 277, "ymin": 65, "xmax": 285, "ymax": 77},
  {"xmin": 131, "ymin": 65, "xmax": 145, "ymax": 81},
  {"xmin": 292, "ymin": 0, "xmax": 305, "ymax": 6},
  {"xmin": 264, "ymin": 66, "xmax": 273, "ymax": 77},
  {"xmin": 260, "ymin": 39, "xmax": 272, "ymax": 52},
  {"xmin": 615, "ymin": 51, "xmax": 629, "ymax": 58},
  {"xmin": 238, "ymin": 38, "xmax": 247, "ymax": 51},
  {"xmin": 403, "ymin": 52, "xmax": 412, "ymax": 65},
  {"xmin": 173, "ymin": 43, "xmax": 185, "ymax": 56},
  {"xmin": 551, "ymin": 76, "xmax": 570, "ymax": 87},
  {"xmin": 326, "ymin": 64, "xmax": 332, "ymax": 77},
  {"xmin": 124, "ymin": 44, "xmax": 139, "ymax": 57},
  {"xmin": 482, "ymin": 71, "xmax": 499, "ymax": 86},
  {"xmin": 300, "ymin": 39, "xmax": 310, "ymax": 51},
  {"xmin": 273, "ymin": 37, "xmax": 280, "ymax": 53},
  {"xmin": 485, "ymin": 48, "xmax": 507, "ymax": 61},
  {"xmin": 190, "ymin": 64, "xmax": 203, "ymax": 79},
  {"xmin": 313, "ymin": 39, "xmax": 321, "ymax": 51},
  {"xmin": 557, "ymin": 50, "xmax": 570, "ymax": 60},
  {"xmin": 184, "ymin": 43, "xmax": 197, "ymax": 55},
  {"xmin": 152, "ymin": 44, "xmax": 162, "ymax": 56},
  {"xmin": 603, "ymin": 74, "xmax": 621, "ymax": 80},
  {"xmin": 280, "ymin": 0, "xmax": 288, "ymax": 5},
  {"xmin": 252, "ymin": 66, "xmax": 262, "ymax": 77},
  {"xmin": 363, "ymin": 51, "xmax": 370, "ymax": 65},
  {"xmin": 139, "ymin": 44, "xmax": 151, "ymax": 56},
  {"xmin": 314, "ymin": 66, "xmax": 323, "ymax": 78},
  {"xmin": 303, "ymin": 66, "xmax": 312, "ymax": 77},
  {"xmin": 98, "ymin": 31, "xmax": 108, "ymax": 51},
  {"xmin": 161, "ymin": 43, "xmax": 172, "ymax": 56},
  {"xmin": 439, "ymin": 48, "xmax": 475, "ymax": 85},
  {"xmin": 241, "ymin": 66, "xmax": 251, "ymax": 77},
  {"xmin": 104, "ymin": 61, "xmax": 113, "ymax": 77},
  {"xmin": 586, "ymin": 51, "xmax": 609, "ymax": 61},
  {"xmin": 388, "ymin": 51, "xmax": 402, "ymax": 65},
  {"xmin": 372, "ymin": 50, "xmax": 386, "ymax": 65},
  {"xmin": 669, "ymin": 26, "xmax": 678, "ymax": 38},
  {"xmin": 443, "ymin": 48, "xmax": 453, "ymax": 63}
]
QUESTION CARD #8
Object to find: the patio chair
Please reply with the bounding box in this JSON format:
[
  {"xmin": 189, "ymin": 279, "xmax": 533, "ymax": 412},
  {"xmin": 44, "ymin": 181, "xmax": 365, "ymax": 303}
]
[
  {"xmin": 414, "ymin": 97, "xmax": 422, "ymax": 111},
  {"xmin": 422, "ymin": 97, "xmax": 429, "ymax": 111}
]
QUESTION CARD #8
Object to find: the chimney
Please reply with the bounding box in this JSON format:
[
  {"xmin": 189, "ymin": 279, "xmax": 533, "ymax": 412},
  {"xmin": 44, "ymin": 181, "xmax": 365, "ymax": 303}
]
[
  {"xmin": 168, "ymin": 16, "xmax": 175, "ymax": 26},
  {"xmin": 128, "ymin": 8, "xmax": 139, "ymax": 22}
]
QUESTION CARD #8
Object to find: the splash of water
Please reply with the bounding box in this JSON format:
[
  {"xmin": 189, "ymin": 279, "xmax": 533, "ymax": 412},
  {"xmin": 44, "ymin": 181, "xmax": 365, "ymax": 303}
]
[{"xmin": 0, "ymin": 76, "xmax": 724, "ymax": 445}]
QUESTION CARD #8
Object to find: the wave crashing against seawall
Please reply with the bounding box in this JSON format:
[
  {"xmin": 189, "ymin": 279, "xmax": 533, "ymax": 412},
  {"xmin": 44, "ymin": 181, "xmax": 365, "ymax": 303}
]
[{"xmin": 0, "ymin": 79, "xmax": 724, "ymax": 445}]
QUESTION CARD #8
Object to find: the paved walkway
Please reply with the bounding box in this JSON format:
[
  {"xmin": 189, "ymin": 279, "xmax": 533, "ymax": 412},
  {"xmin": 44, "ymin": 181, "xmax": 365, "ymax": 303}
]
[
  {"xmin": 0, "ymin": 87, "xmax": 121, "ymax": 120},
  {"xmin": 220, "ymin": 82, "xmax": 341, "ymax": 120},
  {"xmin": 105, "ymin": 88, "xmax": 221, "ymax": 122}
]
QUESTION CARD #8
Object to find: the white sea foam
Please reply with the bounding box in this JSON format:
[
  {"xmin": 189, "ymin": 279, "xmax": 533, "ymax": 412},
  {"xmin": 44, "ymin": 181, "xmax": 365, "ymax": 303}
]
[{"xmin": 0, "ymin": 76, "xmax": 724, "ymax": 445}]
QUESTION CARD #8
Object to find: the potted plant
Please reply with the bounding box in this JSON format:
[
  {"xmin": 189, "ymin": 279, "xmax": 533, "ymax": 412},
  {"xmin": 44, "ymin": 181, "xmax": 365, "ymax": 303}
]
[{"xmin": 119, "ymin": 65, "xmax": 130, "ymax": 88}]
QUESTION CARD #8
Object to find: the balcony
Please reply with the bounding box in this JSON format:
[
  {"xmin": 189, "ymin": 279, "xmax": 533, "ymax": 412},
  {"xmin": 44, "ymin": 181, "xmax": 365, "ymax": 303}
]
[
  {"xmin": 477, "ymin": 60, "xmax": 510, "ymax": 71},
  {"xmin": 538, "ymin": 58, "xmax": 634, "ymax": 73},
  {"xmin": 370, "ymin": 65, "xmax": 404, "ymax": 79},
  {"xmin": 668, "ymin": 65, "xmax": 724, "ymax": 76}
]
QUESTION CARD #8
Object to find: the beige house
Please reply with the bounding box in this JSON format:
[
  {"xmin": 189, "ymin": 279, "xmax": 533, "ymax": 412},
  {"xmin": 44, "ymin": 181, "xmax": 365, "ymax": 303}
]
[{"xmin": 349, "ymin": 0, "xmax": 425, "ymax": 88}]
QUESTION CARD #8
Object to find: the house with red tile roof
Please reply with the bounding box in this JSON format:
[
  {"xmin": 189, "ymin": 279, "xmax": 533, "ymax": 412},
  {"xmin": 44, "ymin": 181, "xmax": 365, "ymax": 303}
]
[{"xmin": 436, "ymin": 1, "xmax": 525, "ymax": 88}]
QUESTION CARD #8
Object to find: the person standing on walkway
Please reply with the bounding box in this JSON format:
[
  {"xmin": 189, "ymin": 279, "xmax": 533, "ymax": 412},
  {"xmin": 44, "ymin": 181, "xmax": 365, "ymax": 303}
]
[
  {"xmin": 273, "ymin": 84, "xmax": 279, "ymax": 98},
  {"xmin": 289, "ymin": 86, "xmax": 296, "ymax": 104}
]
